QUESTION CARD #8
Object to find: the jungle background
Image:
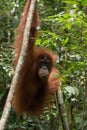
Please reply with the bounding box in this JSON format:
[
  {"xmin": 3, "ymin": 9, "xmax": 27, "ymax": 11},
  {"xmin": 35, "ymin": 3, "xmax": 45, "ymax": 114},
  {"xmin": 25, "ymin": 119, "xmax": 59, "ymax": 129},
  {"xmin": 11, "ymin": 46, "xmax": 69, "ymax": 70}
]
[{"xmin": 0, "ymin": 0, "xmax": 87, "ymax": 130}]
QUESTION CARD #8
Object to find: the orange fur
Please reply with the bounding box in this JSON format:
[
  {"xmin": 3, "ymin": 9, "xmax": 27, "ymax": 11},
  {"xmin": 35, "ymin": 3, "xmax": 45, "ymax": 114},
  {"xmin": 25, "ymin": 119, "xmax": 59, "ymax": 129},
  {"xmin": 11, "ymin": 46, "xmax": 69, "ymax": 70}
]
[{"xmin": 12, "ymin": 0, "xmax": 60, "ymax": 115}]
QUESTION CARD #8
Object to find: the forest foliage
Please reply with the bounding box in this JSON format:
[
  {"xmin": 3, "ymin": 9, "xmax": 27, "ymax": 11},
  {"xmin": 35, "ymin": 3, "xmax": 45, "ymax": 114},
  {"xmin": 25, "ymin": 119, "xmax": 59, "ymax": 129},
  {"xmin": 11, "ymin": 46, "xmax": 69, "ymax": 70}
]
[{"xmin": 0, "ymin": 0, "xmax": 87, "ymax": 130}]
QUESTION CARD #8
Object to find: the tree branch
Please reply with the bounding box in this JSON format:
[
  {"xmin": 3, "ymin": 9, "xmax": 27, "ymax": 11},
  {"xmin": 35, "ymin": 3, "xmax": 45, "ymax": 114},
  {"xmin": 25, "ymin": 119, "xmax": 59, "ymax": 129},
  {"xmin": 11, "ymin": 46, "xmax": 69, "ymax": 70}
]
[
  {"xmin": 55, "ymin": 87, "xmax": 70, "ymax": 130},
  {"xmin": 0, "ymin": 0, "xmax": 37, "ymax": 130}
]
